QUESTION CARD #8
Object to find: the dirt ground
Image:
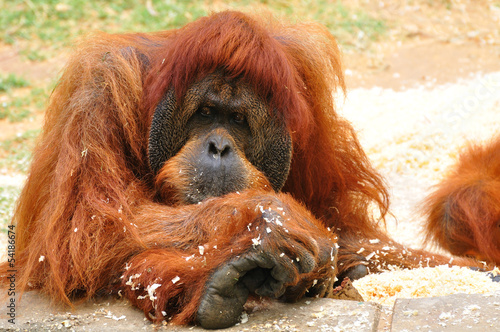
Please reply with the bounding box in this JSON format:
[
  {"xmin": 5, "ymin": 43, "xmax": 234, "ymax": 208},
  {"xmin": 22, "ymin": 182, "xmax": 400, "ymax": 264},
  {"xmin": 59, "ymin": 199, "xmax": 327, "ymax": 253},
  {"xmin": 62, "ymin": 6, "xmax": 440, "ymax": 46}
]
[{"xmin": 343, "ymin": 0, "xmax": 500, "ymax": 88}]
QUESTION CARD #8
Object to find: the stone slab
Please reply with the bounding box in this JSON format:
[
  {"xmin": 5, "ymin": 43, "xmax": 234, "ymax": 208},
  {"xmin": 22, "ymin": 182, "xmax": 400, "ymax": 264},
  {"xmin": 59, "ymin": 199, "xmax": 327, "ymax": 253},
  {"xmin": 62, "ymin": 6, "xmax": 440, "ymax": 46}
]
[
  {"xmin": 390, "ymin": 291, "xmax": 500, "ymax": 332},
  {"xmin": 0, "ymin": 292, "xmax": 381, "ymax": 331},
  {"xmin": 0, "ymin": 292, "xmax": 151, "ymax": 331}
]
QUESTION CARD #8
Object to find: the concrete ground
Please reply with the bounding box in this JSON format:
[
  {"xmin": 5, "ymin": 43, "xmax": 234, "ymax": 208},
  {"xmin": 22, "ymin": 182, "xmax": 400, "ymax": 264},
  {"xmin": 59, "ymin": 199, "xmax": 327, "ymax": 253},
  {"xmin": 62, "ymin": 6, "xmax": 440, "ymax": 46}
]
[{"xmin": 1, "ymin": 290, "xmax": 499, "ymax": 331}]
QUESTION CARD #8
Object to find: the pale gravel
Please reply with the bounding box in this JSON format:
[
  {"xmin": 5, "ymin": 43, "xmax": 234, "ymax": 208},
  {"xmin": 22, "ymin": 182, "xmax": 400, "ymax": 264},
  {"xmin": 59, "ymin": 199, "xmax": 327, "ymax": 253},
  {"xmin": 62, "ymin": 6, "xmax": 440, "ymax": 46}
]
[
  {"xmin": 344, "ymin": 72, "xmax": 500, "ymax": 305},
  {"xmin": 340, "ymin": 71, "xmax": 500, "ymax": 249}
]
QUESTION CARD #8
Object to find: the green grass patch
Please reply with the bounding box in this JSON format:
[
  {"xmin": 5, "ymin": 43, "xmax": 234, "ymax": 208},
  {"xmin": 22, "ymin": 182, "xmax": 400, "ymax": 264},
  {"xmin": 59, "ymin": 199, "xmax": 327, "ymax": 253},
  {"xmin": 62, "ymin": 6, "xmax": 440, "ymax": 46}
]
[
  {"xmin": 296, "ymin": 0, "xmax": 386, "ymax": 48},
  {"xmin": 0, "ymin": 87, "xmax": 48, "ymax": 122},
  {"xmin": 0, "ymin": 0, "xmax": 209, "ymax": 60},
  {"xmin": 0, "ymin": 129, "xmax": 40, "ymax": 173},
  {"xmin": 0, "ymin": 74, "xmax": 30, "ymax": 92},
  {"xmin": 0, "ymin": 186, "xmax": 20, "ymax": 233},
  {"xmin": 0, "ymin": 0, "xmax": 386, "ymax": 60}
]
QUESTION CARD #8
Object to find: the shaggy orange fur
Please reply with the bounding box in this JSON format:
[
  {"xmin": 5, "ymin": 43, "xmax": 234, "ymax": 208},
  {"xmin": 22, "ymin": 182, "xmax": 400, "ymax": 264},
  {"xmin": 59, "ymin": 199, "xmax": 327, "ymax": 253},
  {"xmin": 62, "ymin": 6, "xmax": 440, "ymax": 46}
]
[{"xmin": 424, "ymin": 137, "xmax": 500, "ymax": 265}]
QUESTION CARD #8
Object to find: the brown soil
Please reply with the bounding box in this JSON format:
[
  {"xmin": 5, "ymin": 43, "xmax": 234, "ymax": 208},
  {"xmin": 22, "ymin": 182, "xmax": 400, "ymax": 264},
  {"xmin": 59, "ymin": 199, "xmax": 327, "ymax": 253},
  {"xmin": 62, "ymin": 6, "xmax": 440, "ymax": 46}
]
[
  {"xmin": 342, "ymin": 0, "xmax": 500, "ymax": 89},
  {"xmin": 345, "ymin": 39, "xmax": 500, "ymax": 90}
]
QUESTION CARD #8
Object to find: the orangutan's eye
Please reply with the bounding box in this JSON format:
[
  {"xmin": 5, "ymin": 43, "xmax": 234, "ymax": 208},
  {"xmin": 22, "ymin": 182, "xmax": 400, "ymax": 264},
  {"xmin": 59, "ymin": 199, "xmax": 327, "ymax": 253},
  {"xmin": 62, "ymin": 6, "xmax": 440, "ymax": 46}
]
[
  {"xmin": 199, "ymin": 106, "xmax": 214, "ymax": 117},
  {"xmin": 232, "ymin": 112, "xmax": 246, "ymax": 124}
]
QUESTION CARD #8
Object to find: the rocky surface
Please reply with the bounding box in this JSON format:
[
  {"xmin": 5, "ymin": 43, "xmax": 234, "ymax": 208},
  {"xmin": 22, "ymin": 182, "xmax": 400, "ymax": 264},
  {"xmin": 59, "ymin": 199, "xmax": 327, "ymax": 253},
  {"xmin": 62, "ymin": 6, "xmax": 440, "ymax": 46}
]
[{"xmin": 1, "ymin": 290, "xmax": 500, "ymax": 331}]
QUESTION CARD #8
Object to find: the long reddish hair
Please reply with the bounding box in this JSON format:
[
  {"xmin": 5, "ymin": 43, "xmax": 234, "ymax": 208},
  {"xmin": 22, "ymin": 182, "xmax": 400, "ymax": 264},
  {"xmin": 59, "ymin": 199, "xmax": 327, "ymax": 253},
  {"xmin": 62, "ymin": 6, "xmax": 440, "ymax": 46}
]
[
  {"xmin": 424, "ymin": 137, "xmax": 500, "ymax": 263},
  {"xmin": 143, "ymin": 11, "xmax": 389, "ymax": 235}
]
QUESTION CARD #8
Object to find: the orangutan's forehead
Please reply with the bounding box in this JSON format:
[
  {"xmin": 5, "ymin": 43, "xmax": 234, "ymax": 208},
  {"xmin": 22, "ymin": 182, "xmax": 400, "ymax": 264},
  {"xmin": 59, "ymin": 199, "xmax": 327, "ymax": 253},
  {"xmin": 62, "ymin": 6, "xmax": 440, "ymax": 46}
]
[
  {"xmin": 204, "ymin": 81, "xmax": 259, "ymax": 108},
  {"xmin": 204, "ymin": 79, "xmax": 241, "ymax": 104},
  {"xmin": 183, "ymin": 72, "xmax": 268, "ymax": 118}
]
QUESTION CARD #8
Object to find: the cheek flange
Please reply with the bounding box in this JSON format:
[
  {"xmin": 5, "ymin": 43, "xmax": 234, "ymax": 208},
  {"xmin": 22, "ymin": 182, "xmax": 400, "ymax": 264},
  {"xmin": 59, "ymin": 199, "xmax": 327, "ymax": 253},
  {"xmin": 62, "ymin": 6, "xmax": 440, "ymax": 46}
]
[{"xmin": 148, "ymin": 89, "xmax": 184, "ymax": 175}]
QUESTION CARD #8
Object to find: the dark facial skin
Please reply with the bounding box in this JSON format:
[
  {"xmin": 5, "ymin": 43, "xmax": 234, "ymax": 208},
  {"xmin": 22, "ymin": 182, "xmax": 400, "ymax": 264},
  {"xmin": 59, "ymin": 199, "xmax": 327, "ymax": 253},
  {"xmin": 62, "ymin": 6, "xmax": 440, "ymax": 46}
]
[
  {"xmin": 149, "ymin": 72, "xmax": 293, "ymax": 203},
  {"xmin": 179, "ymin": 83, "xmax": 255, "ymax": 203}
]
